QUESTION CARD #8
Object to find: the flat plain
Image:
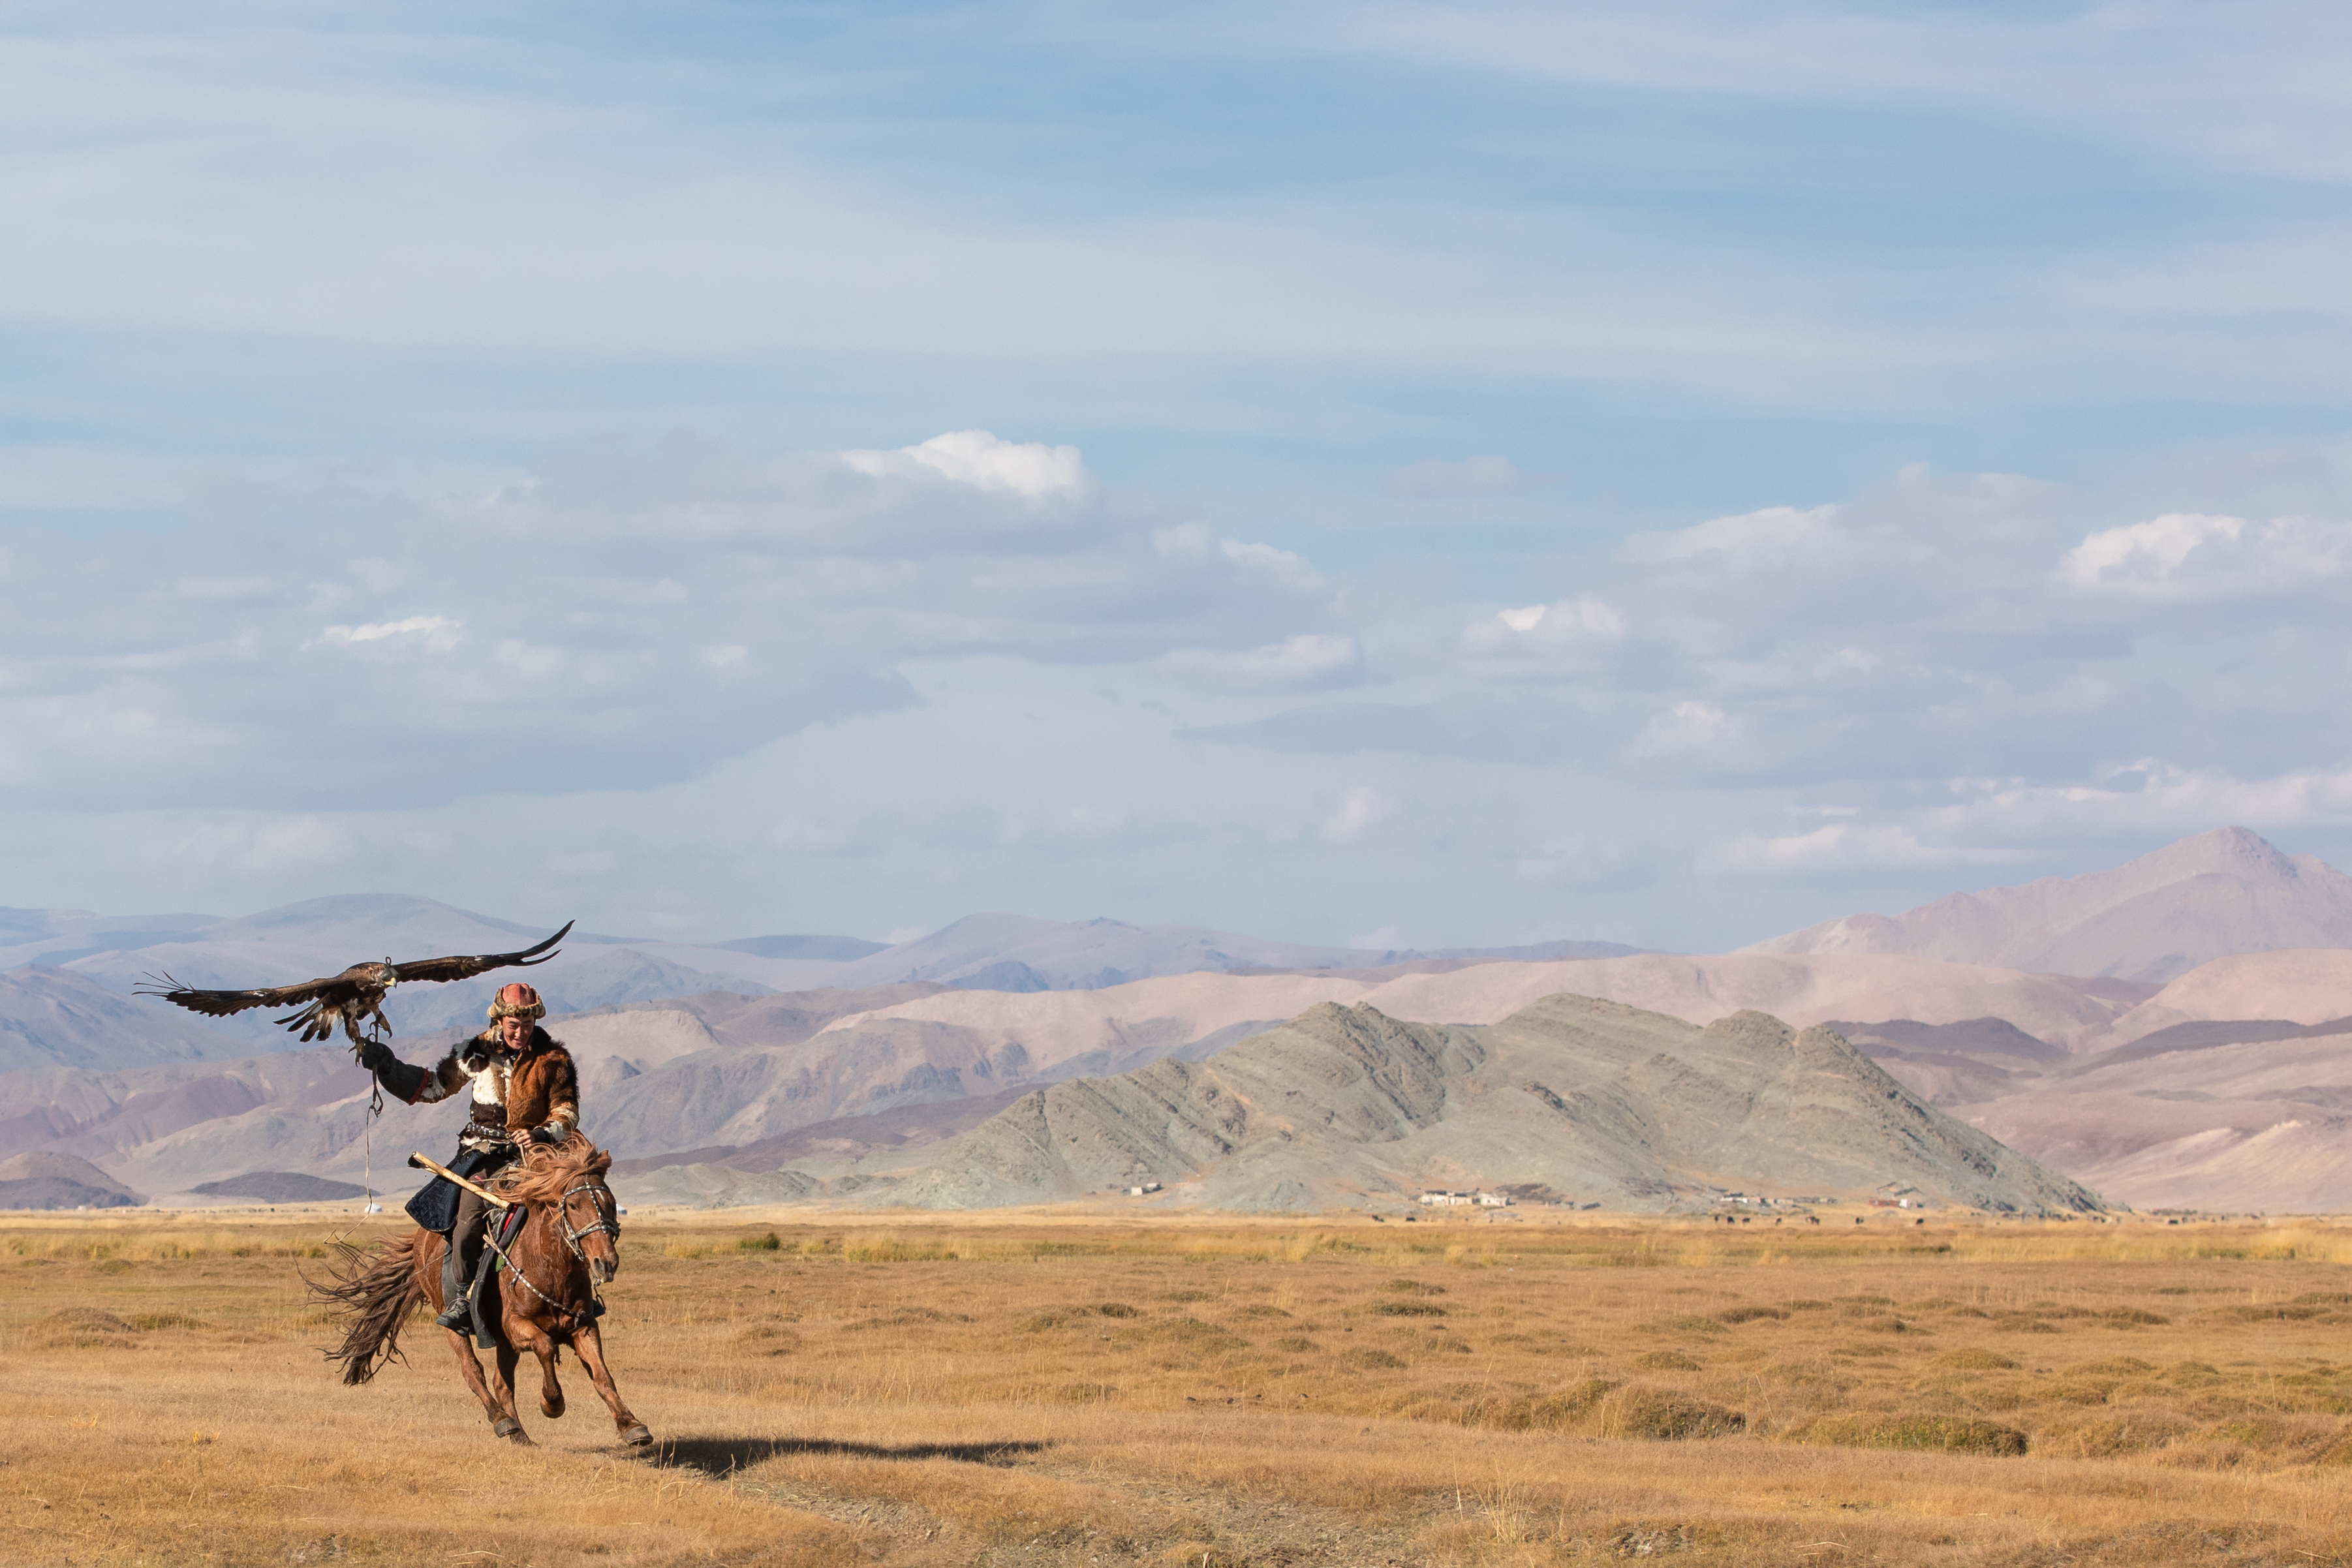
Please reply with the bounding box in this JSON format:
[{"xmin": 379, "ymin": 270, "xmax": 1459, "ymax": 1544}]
[{"xmin": 9, "ymin": 1207, "xmax": 2352, "ymax": 1567}]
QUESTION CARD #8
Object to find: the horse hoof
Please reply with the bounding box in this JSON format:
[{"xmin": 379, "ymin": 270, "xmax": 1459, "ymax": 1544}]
[
  {"xmin": 492, "ymin": 1417, "xmax": 527, "ymax": 1443},
  {"xmin": 619, "ymin": 1423, "xmax": 652, "ymax": 1447},
  {"xmin": 541, "ymin": 1394, "xmax": 565, "ymax": 1419}
]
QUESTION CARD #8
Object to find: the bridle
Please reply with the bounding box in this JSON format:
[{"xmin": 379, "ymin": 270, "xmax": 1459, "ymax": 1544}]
[{"xmin": 555, "ymin": 1176, "xmax": 621, "ymax": 1261}]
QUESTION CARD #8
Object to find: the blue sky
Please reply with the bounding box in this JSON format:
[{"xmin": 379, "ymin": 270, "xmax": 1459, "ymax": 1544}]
[{"xmin": 7, "ymin": 2, "xmax": 2352, "ymax": 949}]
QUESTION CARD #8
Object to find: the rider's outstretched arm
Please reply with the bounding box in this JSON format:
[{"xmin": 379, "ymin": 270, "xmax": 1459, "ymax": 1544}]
[{"xmin": 356, "ymin": 1040, "xmax": 461, "ymax": 1106}]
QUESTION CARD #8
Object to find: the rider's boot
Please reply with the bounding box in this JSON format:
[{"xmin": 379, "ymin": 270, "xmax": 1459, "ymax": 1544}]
[
  {"xmin": 435, "ymin": 1229, "xmax": 474, "ymax": 1331},
  {"xmin": 464, "ymin": 1242, "xmax": 500, "ymax": 1349}
]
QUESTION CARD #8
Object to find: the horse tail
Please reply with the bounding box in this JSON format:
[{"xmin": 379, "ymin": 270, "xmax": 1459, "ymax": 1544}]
[{"xmin": 302, "ymin": 1231, "xmax": 427, "ymax": 1387}]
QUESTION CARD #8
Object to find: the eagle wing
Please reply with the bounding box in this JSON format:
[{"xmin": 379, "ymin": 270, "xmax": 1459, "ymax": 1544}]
[
  {"xmin": 134, "ymin": 972, "xmax": 367, "ymax": 1019},
  {"xmin": 392, "ymin": 921, "xmax": 574, "ymax": 985},
  {"xmin": 136, "ymin": 968, "xmax": 374, "ymax": 1043}
]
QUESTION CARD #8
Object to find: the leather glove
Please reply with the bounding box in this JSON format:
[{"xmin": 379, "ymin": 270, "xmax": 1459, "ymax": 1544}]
[
  {"xmin": 356, "ymin": 1039, "xmax": 395, "ymax": 1073},
  {"xmin": 528, "ymin": 1122, "xmax": 568, "ymax": 1145}
]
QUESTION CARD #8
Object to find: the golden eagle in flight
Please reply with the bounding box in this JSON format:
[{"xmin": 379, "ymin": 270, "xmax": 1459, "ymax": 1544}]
[{"xmin": 136, "ymin": 922, "xmax": 574, "ymax": 1047}]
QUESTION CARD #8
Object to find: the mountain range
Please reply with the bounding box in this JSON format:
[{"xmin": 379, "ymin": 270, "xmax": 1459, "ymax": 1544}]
[{"xmin": 8, "ymin": 826, "xmax": 2352, "ymax": 1213}]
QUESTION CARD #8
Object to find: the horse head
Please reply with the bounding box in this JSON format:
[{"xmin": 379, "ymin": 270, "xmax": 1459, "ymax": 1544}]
[{"xmin": 510, "ymin": 1137, "xmax": 623, "ymax": 1285}]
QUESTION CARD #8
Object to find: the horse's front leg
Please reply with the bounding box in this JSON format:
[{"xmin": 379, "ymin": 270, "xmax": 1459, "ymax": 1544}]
[
  {"xmin": 568, "ymin": 1322, "xmax": 651, "ymax": 1446},
  {"xmin": 508, "ymin": 1317, "xmax": 565, "ymax": 1419}
]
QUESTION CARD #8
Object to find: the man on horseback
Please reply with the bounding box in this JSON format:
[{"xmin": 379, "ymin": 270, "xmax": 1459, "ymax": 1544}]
[{"xmin": 357, "ymin": 981, "xmax": 581, "ymax": 1341}]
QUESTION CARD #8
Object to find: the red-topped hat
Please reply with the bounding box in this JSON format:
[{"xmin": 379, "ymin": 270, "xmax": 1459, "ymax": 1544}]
[{"xmin": 487, "ymin": 981, "xmax": 545, "ymax": 1022}]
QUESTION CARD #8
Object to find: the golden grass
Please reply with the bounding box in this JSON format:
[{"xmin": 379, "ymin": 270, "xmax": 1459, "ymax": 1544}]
[{"xmin": 11, "ymin": 1208, "xmax": 2352, "ymax": 1564}]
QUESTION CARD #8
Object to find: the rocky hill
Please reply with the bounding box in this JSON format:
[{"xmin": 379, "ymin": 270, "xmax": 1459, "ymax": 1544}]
[
  {"xmin": 625, "ymin": 995, "xmax": 2103, "ymax": 1216},
  {"xmin": 1743, "ymin": 828, "xmax": 2352, "ymax": 983},
  {"xmin": 0, "ymin": 1150, "xmax": 146, "ymax": 1210}
]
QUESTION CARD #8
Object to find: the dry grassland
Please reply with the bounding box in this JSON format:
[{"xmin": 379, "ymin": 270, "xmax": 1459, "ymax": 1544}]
[{"xmin": 8, "ymin": 1208, "xmax": 2352, "ymax": 1567}]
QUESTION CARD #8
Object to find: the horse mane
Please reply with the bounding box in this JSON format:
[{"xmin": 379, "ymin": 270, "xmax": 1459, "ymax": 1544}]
[{"xmin": 493, "ymin": 1133, "xmax": 612, "ymax": 1205}]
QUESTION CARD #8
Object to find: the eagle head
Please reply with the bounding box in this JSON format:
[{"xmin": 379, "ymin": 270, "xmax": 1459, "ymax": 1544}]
[{"xmin": 374, "ymin": 960, "xmax": 399, "ymax": 989}]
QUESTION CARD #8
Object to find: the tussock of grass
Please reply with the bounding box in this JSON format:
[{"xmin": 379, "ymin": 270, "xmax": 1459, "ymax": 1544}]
[
  {"xmin": 1369, "ymin": 1300, "xmax": 1446, "ymax": 1317},
  {"xmin": 1634, "ymin": 1350, "xmax": 1703, "ymax": 1372},
  {"xmin": 1715, "ymin": 1304, "xmax": 1786, "ymax": 1324},
  {"xmin": 1023, "ymin": 1306, "xmax": 1100, "ymax": 1331},
  {"xmin": 1934, "ymin": 1348, "xmax": 2019, "ymax": 1370},
  {"xmin": 1151, "ymin": 1317, "xmax": 1247, "ymax": 1353},
  {"xmin": 1474, "ymin": 1377, "xmax": 1622, "ymax": 1432},
  {"xmin": 2103, "ymin": 1306, "xmax": 2169, "ymax": 1325},
  {"xmin": 1597, "ymin": 1385, "xmax": 1745, "ymax": 1441},
  {"xmin": 2074, "ymin": 1357, "xmax": 2158, "ymax": 1376},
  {"xmin": 845, "ymin": 1236, "xmax": 958, "ymax": 1262},
  {"xmin": 1799, "ymin": 1412, "xmax": 2029, "ymax": 1456}
]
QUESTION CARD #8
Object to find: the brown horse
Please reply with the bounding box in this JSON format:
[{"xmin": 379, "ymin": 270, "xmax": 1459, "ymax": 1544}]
[{"xmin": 307, "ymin": 1136, "xmax": 653, "ymax": 1447}]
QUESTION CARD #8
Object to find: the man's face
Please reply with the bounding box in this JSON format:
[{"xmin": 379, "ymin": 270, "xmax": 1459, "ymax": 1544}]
[{"xmin": 498, "ymin": 1014, "xmax": 533, "ymax": 1051}]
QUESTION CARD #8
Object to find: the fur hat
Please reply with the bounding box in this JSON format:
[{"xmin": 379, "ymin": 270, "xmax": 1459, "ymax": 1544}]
[{"xmin": 487, "ymin": 981, "xmax": 546, "ymax": 1023}]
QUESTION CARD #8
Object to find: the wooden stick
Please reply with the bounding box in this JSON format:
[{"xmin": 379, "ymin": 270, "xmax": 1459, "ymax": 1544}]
[{"xmin": 406, "ymin": 1150, "xmax": 515, "ymax": 1209}]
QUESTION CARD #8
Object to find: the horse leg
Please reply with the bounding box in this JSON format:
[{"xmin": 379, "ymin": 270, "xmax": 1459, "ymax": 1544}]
[
  {"xmin": 490, "ymin": 1343, "xmax": 531, "ymax": 1445},
  {"xmin": 538, "ymin": 1344, "xmax": 565, "ymax": 1419},
  {"xmin": 441, "ymin": 1325, "xmax": 518, "ymax": 1437},
  {"xmin": 568, "ymin": 1322, "xmax": 651, "ymax": 1446},
  {"xmin": 508, "ymin": 1318, "xmax": 565, "ymax": 1419}
]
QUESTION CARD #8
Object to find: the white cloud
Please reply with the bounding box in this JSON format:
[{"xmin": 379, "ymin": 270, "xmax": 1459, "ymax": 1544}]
[
  {"xmin": 1630, "ymin": 699, "xmax": 1737, "ymax": 755},
  {"xmin": 840, "ymin": 430, "xmax": 1090, "ymax": 500},
  {"xmin": 2060, "ymin": 512, "xmax": 2352, "ymax": 596},
  {"xmin": 1461, "ymin": 596, "xmax": 1626, "ymax": 673},
  {"xmin": 1321, "ymin": 785, "xmax": 1396, "ymax": 842},
  {"xmin": 1921, "ymin": 760, "xmax": 2352, "ymax": 840},
  {"xmin": 1618, "ymin": 505, "xmax": 1840, "ymax": 570},
  {"xmin": 1157, "ymin": 634, "xmax": 1364, "ymax": 692},
  {"xmin": 309, "ymin": 615, "xmax": 463, "ymax": 652},
  {"xmin": 1152, "ymin": 523, "xmax": 1323, "ymax": 589}
]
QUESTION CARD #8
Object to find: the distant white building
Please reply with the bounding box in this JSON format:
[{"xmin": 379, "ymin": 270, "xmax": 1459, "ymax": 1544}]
[{"xmin": 1418, "ymin": 1190, "xmax": 1514, "ymax": 1208}]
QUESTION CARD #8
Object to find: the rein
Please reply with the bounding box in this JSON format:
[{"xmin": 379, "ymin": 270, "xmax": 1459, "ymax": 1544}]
[{"xmin": 477, "ymin": 1175, "xmax": 618, "ymax": 1335}]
